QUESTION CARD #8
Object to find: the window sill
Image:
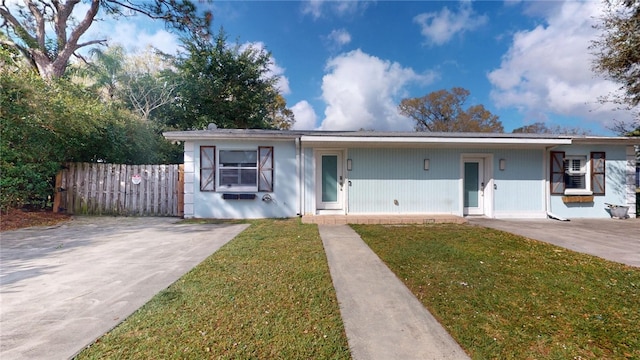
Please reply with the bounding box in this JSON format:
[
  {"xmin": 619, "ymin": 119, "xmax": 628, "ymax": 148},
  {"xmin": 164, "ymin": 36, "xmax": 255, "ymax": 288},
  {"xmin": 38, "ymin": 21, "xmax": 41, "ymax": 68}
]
[
  {"xmin": 218, "ymin": 187, "xmax": 258, "ymax": 192},
  {"xmin": 562, "ymin": 195, "xmax": 594, "ymax": 203},
  {"xmin": 564, "ymin": 189, "xmax": 592, "ymax": 196}
]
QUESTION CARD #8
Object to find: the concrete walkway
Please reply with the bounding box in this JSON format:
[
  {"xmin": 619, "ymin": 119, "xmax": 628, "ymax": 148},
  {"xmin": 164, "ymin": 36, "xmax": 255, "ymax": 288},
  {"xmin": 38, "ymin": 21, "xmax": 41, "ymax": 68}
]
[
  {"xmin": 468, "ymin": 218, "xmax": 640, "ymax": 267},
  {"xmin": 1, "ymin": 217, "xmax": 248, "ymax": 360},
  {"xmin": 319, "ymin": 225, "xmax": 469, "ymax": 360}
]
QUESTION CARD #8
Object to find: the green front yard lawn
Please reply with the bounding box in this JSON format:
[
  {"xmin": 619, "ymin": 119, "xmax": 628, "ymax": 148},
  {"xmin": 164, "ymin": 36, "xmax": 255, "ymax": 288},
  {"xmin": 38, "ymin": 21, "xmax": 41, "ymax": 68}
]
[
  {"xmin": 354, "ymin": 223, "xmax": 640, "ymax": 359},
  {"xmin": 76, "ymin": 219, "xmax": 350, "ymax": 359},
  {"xmin": 75, "ymin": 220, "xmax": 639, "ymax": 359}
]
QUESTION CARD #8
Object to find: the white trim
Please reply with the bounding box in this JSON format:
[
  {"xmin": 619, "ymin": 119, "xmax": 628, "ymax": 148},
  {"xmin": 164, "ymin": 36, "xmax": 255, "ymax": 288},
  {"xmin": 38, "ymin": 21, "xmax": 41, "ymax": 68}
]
[
  {"xmin": 564, "ymin": 189, "xmax": 593, "ymax": 196},
  {"xmin": 316, "ymin": 209, "xmax": 346, "ymax": 215},
  {"xmin": 314, "ymin": 149, "xmax": 346, "ymax": 213},
  {"xmin": 217, "ymin": 148, "xmax": 259, "ymax": 192},
  {"xmin": 301, "ymin": 135, "xmax": 572, "ymax": 146},
  {"xmin": 563, "ymin": 154, "xmax": 591, "ymax": 194},
  {"xmin": 460, "ymin": 154, "xmax": 494, "ymax": 218}
]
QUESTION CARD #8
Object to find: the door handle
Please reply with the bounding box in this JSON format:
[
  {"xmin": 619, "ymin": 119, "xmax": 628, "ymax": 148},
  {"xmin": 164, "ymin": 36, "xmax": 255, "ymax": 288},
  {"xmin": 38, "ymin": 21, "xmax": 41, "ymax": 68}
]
[{"xmin": 339, "ymin": 176, "xmax": 344, "ymax": 190}]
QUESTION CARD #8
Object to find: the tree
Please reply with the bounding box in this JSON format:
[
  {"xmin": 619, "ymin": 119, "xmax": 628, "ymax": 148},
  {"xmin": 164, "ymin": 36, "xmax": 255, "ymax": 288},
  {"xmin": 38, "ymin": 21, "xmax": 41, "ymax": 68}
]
[
  {"xmin": 71, "ymin": 46, "xmax": 127, "ymax": 101},
  {"xmin": 592, "ymin": 0, "xmax": 640, "ymax": 112},
  {"xmin": 512, "ymin": 122, "xmax": 592, "ymax": 135},
  {"xmin": 0, "ymin": 0, "xmax": 211, "ymax": 80},
  {"xmin": 267, "ymin": 93, "xmax": 295, "ymax": 130},
  {"xmin": 158, "ymin": 30, "xmax": 293, "ymax": 130},
  {"xmin": 70, "ymin": 45, "xmax": 178, "ymax": 120},
  {"xmin": 398, "ymin": 87, "xmax": 503, "ymax": 132},
  {"xmin": 1, "ymin": 67, "xmax": 177, "ymax": 210}
]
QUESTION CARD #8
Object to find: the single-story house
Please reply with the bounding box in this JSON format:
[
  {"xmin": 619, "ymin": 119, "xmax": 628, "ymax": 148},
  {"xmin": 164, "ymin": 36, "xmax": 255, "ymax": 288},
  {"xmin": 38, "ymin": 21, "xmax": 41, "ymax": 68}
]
[{"xmin": 163, "ymin": 129, "xmax": 639, "ymax": 220}]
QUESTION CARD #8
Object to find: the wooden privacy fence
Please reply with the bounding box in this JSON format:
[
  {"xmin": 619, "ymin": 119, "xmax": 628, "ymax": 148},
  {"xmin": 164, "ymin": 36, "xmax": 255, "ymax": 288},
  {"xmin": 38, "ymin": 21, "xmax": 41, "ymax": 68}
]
[{"xmin": 54, "ymin": 163, "xmax": 184, "ymax": 216}]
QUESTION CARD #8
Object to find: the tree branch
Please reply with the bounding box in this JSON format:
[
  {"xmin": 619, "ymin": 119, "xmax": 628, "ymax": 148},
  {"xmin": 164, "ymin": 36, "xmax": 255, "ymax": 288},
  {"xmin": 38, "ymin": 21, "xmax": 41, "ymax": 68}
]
[
  {"xmin": 0, "ymin": 5, "xmax": 39, "ymax": 47},
  {"xmin": 25, "ymin": 0, "xmax": 46, "ymax": 49},
  {"xmin": 53, "ymin": 0, "xmax": 81, "ymax": 53},
  {"xmin": 52, "ymin": 0, "xmax": 100, "ymax": 75},
  {"xmin": 76, "ymin": 39, "xmax": 107, "ymax": 48}
]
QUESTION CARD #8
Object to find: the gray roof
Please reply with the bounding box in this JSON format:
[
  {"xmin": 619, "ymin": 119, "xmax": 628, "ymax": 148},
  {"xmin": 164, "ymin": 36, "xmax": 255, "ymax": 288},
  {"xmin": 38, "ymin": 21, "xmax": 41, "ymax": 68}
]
[{"xmin": 163, "ymin": 128, "xmax": 640, "ymax": 145}]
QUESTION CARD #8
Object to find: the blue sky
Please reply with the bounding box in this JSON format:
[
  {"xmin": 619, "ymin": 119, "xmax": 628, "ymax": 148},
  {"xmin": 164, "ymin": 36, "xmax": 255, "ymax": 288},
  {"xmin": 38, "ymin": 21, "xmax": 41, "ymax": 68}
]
[{"xmin": 83, "ymin": 0, "xmax": 634, "ymax": 134}]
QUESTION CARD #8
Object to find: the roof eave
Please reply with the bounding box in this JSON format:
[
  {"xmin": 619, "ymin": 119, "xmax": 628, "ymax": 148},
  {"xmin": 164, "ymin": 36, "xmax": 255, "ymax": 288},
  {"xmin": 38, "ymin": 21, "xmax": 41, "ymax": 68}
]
[
  {"xmin": 299, "ymin": 135, "xmax": 572, "ymax": 146},
  {"xmin": 570, "ymin": 137, "xmax": 640, "ymax": 145},
  {"xmin": 163, "ymin": 131, "xmax": 300, "ymax": 142}
]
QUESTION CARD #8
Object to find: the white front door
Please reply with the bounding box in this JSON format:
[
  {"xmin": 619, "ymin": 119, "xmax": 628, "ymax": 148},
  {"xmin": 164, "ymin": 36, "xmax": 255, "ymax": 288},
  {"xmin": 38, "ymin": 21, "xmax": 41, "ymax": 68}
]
[
  {"xmin": 464, "ymin": 158, "xmax": 485, "ymax": 215},
  {"xmin": 316, "ymin": 151, "xmax": 344, "ymax": 210}
]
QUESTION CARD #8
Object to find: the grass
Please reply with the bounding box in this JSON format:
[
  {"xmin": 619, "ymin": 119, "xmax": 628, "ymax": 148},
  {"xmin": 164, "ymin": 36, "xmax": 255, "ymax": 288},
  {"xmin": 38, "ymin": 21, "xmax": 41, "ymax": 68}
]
[
  {"xmin": 353, "ymin": 223, "xmax": 640, "ymax": 360},
  {"xmin": 76, "ymin": 219, "xmax": 350, "ymax": 359}
]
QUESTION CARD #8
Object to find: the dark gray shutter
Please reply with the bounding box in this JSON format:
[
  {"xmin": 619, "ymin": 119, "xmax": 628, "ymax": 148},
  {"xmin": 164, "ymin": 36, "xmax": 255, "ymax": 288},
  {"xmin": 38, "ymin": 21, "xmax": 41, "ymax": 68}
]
[
  {"xmin": 550, "ymin": 151, "xmax": 565, "ymax": 195},
  {"xmin": 258, "ymin": 146, "xmax": 273, "ymax": 192},
  {"xmin": 200, "ymin": 146, "xmax": 216, "ymax": 191},
  {"xmin": 591, "ymin": 152, "xmax": 605, "ymax": 195}
]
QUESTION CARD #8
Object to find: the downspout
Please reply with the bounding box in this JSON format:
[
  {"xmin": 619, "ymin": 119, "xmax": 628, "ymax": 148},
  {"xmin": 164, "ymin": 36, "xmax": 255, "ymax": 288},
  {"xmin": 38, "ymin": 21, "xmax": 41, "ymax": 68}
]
[{"xmin": 296, "ymin": 137, "xmax": 302, "ymax": 216}]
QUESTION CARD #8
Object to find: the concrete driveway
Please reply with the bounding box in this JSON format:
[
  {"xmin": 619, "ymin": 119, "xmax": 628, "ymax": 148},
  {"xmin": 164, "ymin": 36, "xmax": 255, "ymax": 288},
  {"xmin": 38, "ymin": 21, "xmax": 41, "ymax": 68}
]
[
  {"xmin": 0, "ymin": 217, "xmax": 248, "ymax": 360},
  {"xmin": 468, "ymin": 218, "xmax": 640, "ymax": 267}
]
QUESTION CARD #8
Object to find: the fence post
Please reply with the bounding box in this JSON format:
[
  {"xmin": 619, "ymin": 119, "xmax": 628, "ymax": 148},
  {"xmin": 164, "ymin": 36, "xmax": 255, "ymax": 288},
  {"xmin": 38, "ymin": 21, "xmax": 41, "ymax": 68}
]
[{"xmin": 178, "ymin": 164, "xmax": 185, "ymax": 217}]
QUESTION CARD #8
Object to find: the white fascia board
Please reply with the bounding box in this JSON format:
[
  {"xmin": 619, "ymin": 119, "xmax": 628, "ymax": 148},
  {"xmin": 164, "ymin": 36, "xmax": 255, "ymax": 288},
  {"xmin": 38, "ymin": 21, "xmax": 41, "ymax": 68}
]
[
  {"xmin": 571, "ymin": 137, "xmax": 640, "ymax": 145},
  {"xmin": 300, "ymin": 135, "xmax": 572, "ymax": 146},
  {"xmin": 163, "ymin": 132, "xmax": 298, "ymax": 142}
]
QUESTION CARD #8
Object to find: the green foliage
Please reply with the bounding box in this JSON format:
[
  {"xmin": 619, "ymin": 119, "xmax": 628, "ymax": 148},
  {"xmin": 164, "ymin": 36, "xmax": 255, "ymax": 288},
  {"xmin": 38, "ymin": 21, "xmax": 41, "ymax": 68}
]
[
  {"xmin": 592, "ymin": 0, "xmax": 640, "ymax": 109},
  {"xmin": 399, "ymin": 87, "xmax": 504, "ymax": 133},
  {"xmin": 156, "ymin": 30, "xmax": 289, "ymax": 130},
  {"xmin": 0, "ymin": 69, "xmax": 178, "ymax": 210},
  {"xmin": 512, "ymin": 121, "xmax": 592, "ymax": 135}
]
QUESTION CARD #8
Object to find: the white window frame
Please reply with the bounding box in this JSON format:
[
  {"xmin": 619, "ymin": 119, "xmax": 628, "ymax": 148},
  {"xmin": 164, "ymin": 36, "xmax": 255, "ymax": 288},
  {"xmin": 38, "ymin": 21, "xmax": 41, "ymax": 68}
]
[
  {"xmin": 563, "ymin": 155, "xmax": 592, "ymax": 195},
  {"xmin": 217, "ymin": 149, "xmax": 259, "ymax": 192}
]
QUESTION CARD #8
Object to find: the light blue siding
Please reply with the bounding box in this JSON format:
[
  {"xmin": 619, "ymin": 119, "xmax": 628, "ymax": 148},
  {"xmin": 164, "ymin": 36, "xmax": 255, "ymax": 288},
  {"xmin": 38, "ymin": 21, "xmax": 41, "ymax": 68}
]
[
  {"xmin": 192, "ymin": 140, "xmax": 298, "ymax": 219},
  {"xmin": 301, "ymin": 142, "xmax": 630, "ymax": 219},
  {"xmin": 344, "ymin": 147, "xmax": 546, "ymax": 217},
  {"xmin": 347, "ymin": 148, "xmax": 460, "ymax": 214},
  {"xmin": 492, "ymin": 149, "xmax": 545, "ymax": 216},
  {"xmin": 549, "ymin": 145, "xmax": 628, "ymax": 219}
]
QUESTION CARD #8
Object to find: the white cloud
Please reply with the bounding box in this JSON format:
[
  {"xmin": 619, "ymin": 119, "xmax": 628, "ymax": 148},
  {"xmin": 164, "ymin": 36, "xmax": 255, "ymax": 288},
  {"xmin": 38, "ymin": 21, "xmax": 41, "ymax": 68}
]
[
  {"xmin": 80, "ymin": 17, "xmax": 181, "ymax": 55},
  {"xmin": 488, "ymin": 1, "xmax": 633, "ymax": 127},
  {"xmin": 301, "ymin": 0, "xmax": 324, "ymax": 19},
  {"xmin": 414, "ymin": 1, "xmax": 488, "ymax": 46},
  {"xmin": 301, "ymin": 0, "xmax": 369, "ymax": 20},
  {"xmin": 327, "ymin": 29, "xmax": 352, "ymax": 49},
  {"xmin": 291, "ymin": 101, "xmax": 318, "ymax": 130},
  {"xmin": 112, "ymin": 25, "xmax": 180, "ymax": 55},
  {"xmin": 319, "ymin": 49, "xmax": 437, "ymax": 131}
]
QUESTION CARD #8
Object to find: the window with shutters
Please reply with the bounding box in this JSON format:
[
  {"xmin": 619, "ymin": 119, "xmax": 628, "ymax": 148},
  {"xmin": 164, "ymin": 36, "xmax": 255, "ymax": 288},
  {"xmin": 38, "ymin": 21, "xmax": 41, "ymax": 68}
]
[
  {"xmin": 208, "ymin": 146, "xmax": 274, "ymax": 192},
  {"xmin": 550, "ymin": 151, "xmax": 605, "ymax": 196}
]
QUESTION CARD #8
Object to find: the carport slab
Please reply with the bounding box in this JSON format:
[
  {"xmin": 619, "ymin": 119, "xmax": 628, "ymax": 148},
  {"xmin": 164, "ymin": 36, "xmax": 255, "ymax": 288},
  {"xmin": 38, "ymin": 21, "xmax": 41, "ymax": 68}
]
[
  {"xmin": 469, "ymin": 218, "xmax": 640, "ymax": 267},
  {"xmin": 0, "ymin": 217, "xmax": 248, "ymax": 360}
]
